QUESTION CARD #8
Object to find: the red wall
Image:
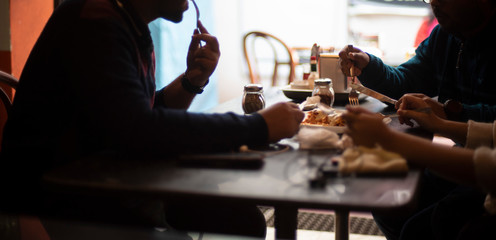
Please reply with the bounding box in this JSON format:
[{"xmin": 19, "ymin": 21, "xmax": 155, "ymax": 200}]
[
  {"xmin": 11, "ymin": 0, "xmax": 53, "ymax": 79},
  {"xmin": 1, "ymin": 0, "xmax": 52, "ymax": 150}
]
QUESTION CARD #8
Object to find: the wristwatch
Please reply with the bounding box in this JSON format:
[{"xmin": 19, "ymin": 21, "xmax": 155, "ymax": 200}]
[
  {"xmin": 181, "ymin": 74, "xmax": 208, "ymax": 94},
  {"xmin": 443, "ymin": 99, "xmax": 463, "ymax": 121}
]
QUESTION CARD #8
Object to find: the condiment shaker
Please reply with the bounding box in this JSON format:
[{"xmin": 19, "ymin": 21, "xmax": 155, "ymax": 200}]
[
  {"xmin": 242, "ymin": 84, "xmax": 265, "ymax": 114},
  {"xmin": 312, "ymin": 79, "xmax": 335, "ymax": 107}
]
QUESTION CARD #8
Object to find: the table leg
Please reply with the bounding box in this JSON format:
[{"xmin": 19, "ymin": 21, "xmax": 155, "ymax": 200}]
[
  {"xmin": 274, "ymin": 206, "xmax": 298, "ymax": 240},
  {"xmin": 334, "ymin": 209, "xmax": 349, "ymax": 240}
]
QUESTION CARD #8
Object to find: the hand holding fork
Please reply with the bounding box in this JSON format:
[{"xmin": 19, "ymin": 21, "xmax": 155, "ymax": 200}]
[
  {"xmin": 348, "ymin": 44, "xmax": 359, "ymax": 106},
  {"xmin": 191, "ymin": 0, "xmax": 202, "ymax": 47}
]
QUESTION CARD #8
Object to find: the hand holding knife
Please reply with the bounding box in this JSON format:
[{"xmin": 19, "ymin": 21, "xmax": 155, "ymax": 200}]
[{"xmin": 350, "ymin": 83, "xmax": 398, "ymax": 105}]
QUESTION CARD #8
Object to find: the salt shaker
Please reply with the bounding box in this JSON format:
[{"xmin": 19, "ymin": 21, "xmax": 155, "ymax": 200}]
[
  {"xmin": 242, "ymin": 84, "xmax": 265, "ymax": 114},
  {"xmin": 312, "ymin": 79, "xmax": 335, "ymax": 107}
]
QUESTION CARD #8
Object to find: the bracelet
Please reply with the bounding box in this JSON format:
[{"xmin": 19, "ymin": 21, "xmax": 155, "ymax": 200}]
[{"xmin": 181, "ymin": 74, "xmax": 208, "ymax": 94}]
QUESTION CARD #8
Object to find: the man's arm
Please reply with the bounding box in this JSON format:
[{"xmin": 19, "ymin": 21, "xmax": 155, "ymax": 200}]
[
  {"xmin": 358, "ymin": 52, "xmax": 438, "ymax": 100},
  {"xmin": 357, "ymin": 27, "xmax": 447, "ymax": 100},
  {"xmin": 158, "ymin": 21, "xmax": 220, "ymax": 109},
  {"xmin": 462, "ymin": 103, "xmax": 496, "ymax": 123}
]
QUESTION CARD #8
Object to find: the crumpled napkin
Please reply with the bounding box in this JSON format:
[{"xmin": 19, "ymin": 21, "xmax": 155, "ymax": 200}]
[
  {"xmin": 300, "ymin": 96, "xmax": 321, "ymax": 111},
  {"xmin": 333, "ymin": 145, "xmax": 408, "ymax": 175},
  {"xmin": 297, "ymin": 127, "xmax": 353, "ymax": 150}
]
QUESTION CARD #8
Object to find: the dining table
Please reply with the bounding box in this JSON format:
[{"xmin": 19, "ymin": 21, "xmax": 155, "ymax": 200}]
[{"xmin": 42, "ymin": 86, "xmax": 431, "ymax": 240}]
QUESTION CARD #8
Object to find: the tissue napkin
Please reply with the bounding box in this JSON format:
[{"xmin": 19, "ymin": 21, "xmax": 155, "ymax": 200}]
[
  {"xmin": 297, "ymin": 127, "xmax": 341, "ymax": 149},
  {"xmin": 334, "ymin": 145, "xmax": 408, "ymax": 175}
]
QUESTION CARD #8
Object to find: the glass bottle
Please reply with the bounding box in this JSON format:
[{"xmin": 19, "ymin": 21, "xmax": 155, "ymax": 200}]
[
  {"xmin": 312, "ymin": 79, "xmax": 335, "ymax": 107},
  {"xmin": 242, "ymin": 84, "xmax": 265, "ymax": 114},
  {"xmin": 307, "ymin": 56, "xmax": 319, "ymax": 90}
]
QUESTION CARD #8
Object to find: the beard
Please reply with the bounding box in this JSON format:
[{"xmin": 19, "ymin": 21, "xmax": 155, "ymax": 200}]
[
  {"xmin": 163, "ymin": 13, "xmax": 184, "ymax": 23},
  {"xmin": 159, "ymin": 0, "xmax": 188, "ymax": 23}
]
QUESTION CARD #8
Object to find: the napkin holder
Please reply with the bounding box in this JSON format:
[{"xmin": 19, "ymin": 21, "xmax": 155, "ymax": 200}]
[{"xmin": 319, "ymin": 54, "xmax": 347, "ymax": 93}]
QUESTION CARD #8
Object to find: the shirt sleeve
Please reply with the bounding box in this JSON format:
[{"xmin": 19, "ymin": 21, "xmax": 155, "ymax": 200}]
[
  {"xmin": 358, "ymin": 28, "xmax": 441, "ymax": 100},
  {"xmin": 466, "ymin": 120, "xmax": 496, "ymax": 149},
  {"xmin": 66, "ymin": 15, "xmax": 269, "ymax": 157},
  {"xmin": 461, "ymin": 103, "xmax": 496, "ymax": 123},
  {"xmin": 473, "ymin": 147, "xmax": 496, "ymax": 212},
  {"xmin": 470, "ymin": 121, "xmax": 496, "ymax": 214}
]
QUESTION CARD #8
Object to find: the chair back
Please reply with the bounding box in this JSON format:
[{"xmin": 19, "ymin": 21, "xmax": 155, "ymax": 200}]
[
  {"xmin": 243, "ymin": 31, "xmax": 296, "ymax": 86},
  {"xmin": 0, "ymin": 71, "xmax": 19, "ymax": 151},
  {"xmin": 0, "ymin": 71, "xmax": 19, "ymax": 115}
]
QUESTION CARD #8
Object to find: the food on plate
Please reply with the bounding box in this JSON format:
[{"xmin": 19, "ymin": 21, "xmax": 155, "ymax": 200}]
[
  {"xmin": 301, "ymin": 109, "xmax": 346, "ymax": 127},
  {"xmin": 329, "ymin": 113, "xmax": 346, "ymax": 126}
]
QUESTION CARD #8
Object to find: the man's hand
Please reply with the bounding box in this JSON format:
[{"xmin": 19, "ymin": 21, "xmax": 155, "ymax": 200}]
[
  {"xmin": 186, "ymin": 20, "xmax": 220, "ymax": 87},
  {"xmin": 259, "ymin": 102, "xmax": 304, "ymax": 143},
  {"xmin": 338, "ymin": 45, "xmax": 370, "ymax": 77}
]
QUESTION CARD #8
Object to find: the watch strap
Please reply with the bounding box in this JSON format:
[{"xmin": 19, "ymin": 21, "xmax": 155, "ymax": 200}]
[
  {"xmin": 444, "ymin": 99, "xmax": 463, "ymax": 121},
  {"xmin": 181, "ymin": 74, "xmax": 208, "ymax": 94}
]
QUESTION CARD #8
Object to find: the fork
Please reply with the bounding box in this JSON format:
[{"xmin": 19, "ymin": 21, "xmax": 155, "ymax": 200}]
[
  {"xmin": 191, "ymin": 0, "xmax": 202, "ymax": 47},
  {"xmin": 348, "ymin": 45, "xmax": 359, "ymax": 106}
]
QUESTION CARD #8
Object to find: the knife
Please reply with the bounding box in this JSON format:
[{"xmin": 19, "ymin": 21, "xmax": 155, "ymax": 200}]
[{"xmin": 350, "ymin": 83, "xmax": 397, "ymax": 105}]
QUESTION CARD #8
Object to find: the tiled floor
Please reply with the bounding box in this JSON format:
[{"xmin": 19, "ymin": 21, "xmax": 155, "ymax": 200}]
[
  {"xmin": 196, "ymin": 228, "xmax": 386, "ymax": 240},
  {"xmin": 265, "ymin": 227, "xmax": 386, "ymax": 240},
  {"xmin": 36, "ymin": 210, "xmax": 387, "ymax": 240},
  {"xmin": 197, "ymin": 210, "xmax": 386, "ymax": 240}
]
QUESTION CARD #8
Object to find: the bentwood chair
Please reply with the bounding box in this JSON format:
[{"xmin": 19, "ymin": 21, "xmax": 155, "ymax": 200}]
[
  {"xmin": 0, "ymin": 70, "xmax": 19, "ymax": 151},
  {"xmin": 0, "ymin": 71, "xmax": 47, "ymax": 240},
  {"xmin": 0, "ymin": 70, "xmax": 18, "ymax": 116},
  {"xmin": 243, "ymin": 31, "xmax": 296, "ymax": 86}
]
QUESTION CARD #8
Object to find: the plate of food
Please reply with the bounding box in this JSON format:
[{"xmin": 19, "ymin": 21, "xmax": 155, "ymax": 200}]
[
  {"xmin": 282, "ymin": 85, "xmax": 367, "ymax": 104},
  {"xmin": 300, "ymin": 108, "xmax": 392, "ymax": 133}
]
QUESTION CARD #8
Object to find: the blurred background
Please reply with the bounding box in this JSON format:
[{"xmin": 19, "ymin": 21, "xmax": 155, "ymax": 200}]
[
  {"xmin": 149, "ymin": 0, "xmax": 432, "ymax": 111},
  {"xmin": 0, "ymin": 0, "xmax": 434, "ymax": 111}
]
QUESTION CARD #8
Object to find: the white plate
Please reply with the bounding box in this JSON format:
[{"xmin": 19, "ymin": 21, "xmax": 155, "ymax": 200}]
[
  {"xmin": 300, "ymin": 124, "xmax": 348, "ymax": 133},
  {"xmin": 282, "ymin": 85, "xmax": 367, "ymax": 104},
  {"xmin": 281, "ymin": 85, "xmax": 312, "ymax": 101},
  {"xmin": 300, "ymin": 113, "xmax": 392, "ymax": 134}
]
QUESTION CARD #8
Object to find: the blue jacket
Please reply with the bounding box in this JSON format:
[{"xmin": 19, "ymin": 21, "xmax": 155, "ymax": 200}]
[{"xmin": 359, "ymin": 14, "xmax": 496, "ymax": 122}]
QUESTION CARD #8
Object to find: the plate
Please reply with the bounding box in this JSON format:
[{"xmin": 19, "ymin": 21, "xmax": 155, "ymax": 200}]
[
  {"xmin": 281, "ymin": 86, "xmax": 312, "ymax": 102},
  {"xmin": 300, "ymin": 112, "xmax": 392, "ymax": 134},
  {"xmin": 281, "ymin": 85, "xmax": 365, "ymax": 104},
  {"xmin": 300, "ymin": 124, "xmax": 348, "ymax": 133}
]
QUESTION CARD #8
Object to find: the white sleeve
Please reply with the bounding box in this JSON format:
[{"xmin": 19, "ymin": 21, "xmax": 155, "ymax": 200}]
[
  {"xmin": 473, "ymin": 147, "xmax": 496, "ymax": 194},
  {"xmin": 466, "ymin": 120, "xmax": 496, "ymax": 149},
  {"xmin": 473, "ymin": 147, "xmax": 496, "ymax": 215}
]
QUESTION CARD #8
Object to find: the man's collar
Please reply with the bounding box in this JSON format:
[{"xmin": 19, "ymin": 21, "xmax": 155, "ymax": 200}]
[{"xmin": 114, "ymin": 0, "xmax": 150, "ymax": 39}]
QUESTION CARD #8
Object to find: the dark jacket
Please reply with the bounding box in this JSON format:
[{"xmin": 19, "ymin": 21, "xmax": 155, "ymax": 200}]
[
  {"xmin": 0, "ymin": 0, "xmax": 267, "ymax": 205},
  {"xmin": 359, "ymin": 14, "xmax": 496, "ymax": 122}
]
